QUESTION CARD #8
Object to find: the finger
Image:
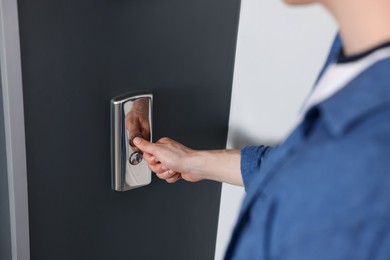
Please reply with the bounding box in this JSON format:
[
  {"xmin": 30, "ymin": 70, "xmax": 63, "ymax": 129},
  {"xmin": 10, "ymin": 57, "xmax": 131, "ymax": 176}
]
[
  {"xmin": 166, "ymin": 173, "xmax": 181, "ymax": 183},
  {"xmin": 150, "ymin": 164, "xmax": 165, "ymax": 174},
  {"xmin": 156, "ymin": 169, "xmax": 176, "ymax": 179},
  {"xmin": 143, "ymin": 153, "xmax": 158, "ymax": 165}
]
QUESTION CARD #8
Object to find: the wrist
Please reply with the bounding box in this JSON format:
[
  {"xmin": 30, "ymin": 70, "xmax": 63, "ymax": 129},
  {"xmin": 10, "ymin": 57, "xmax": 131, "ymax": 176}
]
[
  {"xmin": 185, "ymin": 149, "xmax": 241, "ymax": 184},
  {"xmin": 183, "ymin": 150, "xmax": 209, "ymax": 180}
]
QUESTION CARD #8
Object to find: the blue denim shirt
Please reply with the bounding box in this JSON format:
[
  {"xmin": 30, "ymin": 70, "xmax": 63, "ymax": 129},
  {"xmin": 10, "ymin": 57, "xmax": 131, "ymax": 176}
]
[{"xmin": 225, "ymin": 37, "xmax": 390, "ymax": 259}]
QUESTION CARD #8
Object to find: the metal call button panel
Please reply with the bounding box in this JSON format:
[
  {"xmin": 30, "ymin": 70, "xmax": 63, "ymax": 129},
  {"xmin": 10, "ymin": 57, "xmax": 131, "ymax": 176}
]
[{"xmin": 111, "ymin": 91, "xmax": 153, "ymax": 191}]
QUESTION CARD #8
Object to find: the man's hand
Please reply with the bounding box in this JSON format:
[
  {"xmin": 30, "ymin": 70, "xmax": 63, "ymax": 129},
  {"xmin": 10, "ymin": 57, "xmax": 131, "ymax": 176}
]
[
  {"xmin": 133, "ymin": 137, "xmax": 202, "ymax": 183},
  {"xmin": 133, "ymin": 137, "xmax": 243, "ymax": 186}
]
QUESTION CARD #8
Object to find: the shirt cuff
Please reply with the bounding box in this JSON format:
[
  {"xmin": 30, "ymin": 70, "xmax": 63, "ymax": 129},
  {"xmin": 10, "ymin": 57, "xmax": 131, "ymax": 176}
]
[{"xmin": 241, "ymin": 145, "xmax": 272, "ymax": 191}]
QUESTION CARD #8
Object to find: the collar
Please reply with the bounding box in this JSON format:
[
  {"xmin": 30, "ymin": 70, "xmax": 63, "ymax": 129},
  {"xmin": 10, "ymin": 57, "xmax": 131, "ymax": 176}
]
[
  {"xmin": 337, "ymin": 41, "xmax": 390, "ymax": 64},
  {"xmin": 302, "ymin": 47, "xmax": 390, "ymax": 117},
  {"xmin": 317, "ymin": 58, "xmax": 390, "ymax": 136}
]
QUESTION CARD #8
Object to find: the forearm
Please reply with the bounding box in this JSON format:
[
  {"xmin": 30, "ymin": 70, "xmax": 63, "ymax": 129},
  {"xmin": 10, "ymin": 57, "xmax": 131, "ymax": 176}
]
[{"xmin": 188, "ymin": 149, "xmax": 243, "ymax": 186}]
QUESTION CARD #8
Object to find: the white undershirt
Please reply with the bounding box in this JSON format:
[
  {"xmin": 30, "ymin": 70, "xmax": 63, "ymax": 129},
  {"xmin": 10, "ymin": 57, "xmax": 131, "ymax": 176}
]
[{"xmin": 300, "ymin": 46, "xmax": 390, "ymax": 118}]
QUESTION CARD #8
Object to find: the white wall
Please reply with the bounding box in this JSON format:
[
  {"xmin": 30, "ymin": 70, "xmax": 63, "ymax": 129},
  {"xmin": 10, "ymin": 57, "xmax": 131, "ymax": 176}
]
[{"xmin": 215, "ymin": 1, "xmax": 337, "ymax": 259}]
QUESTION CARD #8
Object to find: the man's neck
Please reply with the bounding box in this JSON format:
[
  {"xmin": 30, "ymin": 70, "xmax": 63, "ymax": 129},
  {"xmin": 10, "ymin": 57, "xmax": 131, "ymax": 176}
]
[{"xmin": 324, "ymin": 0, "xmax": 390, "ymax": 56}]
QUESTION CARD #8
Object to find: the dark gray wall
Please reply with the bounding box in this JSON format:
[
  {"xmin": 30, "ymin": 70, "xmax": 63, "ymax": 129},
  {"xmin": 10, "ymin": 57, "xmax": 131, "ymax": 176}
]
[
  {"xmin": 0, "ymin": 74, "xmax": 12, "ymax": 260},
  {"xmin": 17, "ymin": 0, "xmax": 240, "ymax": 259}
]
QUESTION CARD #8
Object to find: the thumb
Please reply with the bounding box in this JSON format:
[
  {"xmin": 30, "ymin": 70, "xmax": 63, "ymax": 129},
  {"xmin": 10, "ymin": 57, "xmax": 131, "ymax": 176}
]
[{"xmin": 133, "ymin": 137, "xmax": 154, "ymax": 154}]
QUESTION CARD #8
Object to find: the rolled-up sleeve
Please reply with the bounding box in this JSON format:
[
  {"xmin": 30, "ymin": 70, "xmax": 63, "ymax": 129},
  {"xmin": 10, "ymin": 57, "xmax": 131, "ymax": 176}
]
[{"xmin": 240, "ymin": 145, "xmax": 273, "ymax": 191}]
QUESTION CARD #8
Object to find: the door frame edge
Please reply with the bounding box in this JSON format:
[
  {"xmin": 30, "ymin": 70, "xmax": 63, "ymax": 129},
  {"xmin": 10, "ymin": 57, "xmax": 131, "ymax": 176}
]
[{"xmin": 0, "ymin": 0, "xmax": 30, "ymax": 259}]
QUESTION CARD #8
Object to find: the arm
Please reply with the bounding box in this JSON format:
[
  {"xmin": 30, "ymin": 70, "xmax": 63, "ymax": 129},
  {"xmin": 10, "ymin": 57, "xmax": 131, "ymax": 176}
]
[{"xmin": 133, "ymin": 137, "xmax": 243, "ymax": 186}]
